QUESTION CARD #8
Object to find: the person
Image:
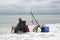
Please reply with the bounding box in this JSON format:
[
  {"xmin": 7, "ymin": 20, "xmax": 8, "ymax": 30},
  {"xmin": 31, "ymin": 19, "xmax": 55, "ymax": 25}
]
[{"xmin": 14, "ymin": 17, "xmax": 26, "ymax": 33}]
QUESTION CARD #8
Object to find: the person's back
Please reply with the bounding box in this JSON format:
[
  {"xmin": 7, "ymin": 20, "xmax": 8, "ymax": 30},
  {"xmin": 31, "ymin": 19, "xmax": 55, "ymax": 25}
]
[
  {"xmin": 14, "ymin": 18, "xmax": 26, "ymax": 33},
  {"xmin": 18, "ymin": 21, "xmax": 26, "ymax": 32}
]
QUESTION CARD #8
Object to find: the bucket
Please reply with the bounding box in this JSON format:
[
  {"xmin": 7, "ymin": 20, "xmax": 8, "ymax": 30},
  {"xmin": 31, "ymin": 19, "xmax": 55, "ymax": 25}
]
[{"xmin": 41, "ymin": 25, "xmax": 49, "ymax": 32}]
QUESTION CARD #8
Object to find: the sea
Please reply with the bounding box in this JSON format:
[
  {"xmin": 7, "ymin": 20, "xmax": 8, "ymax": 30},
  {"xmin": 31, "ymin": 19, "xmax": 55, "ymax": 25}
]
[{"xmin": 0, "ymin": 13, "xmax": 60, "ymax": 27}]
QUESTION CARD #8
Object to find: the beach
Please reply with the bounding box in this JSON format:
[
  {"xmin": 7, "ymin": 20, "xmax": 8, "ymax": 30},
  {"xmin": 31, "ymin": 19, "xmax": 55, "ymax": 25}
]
[
  {"xmin": 0, "ymin": 0, "xmax": 60, "ymax": 40},
  {"xmin": 0, "ymin": 14, "xmax": 60, "ymax": 40},
  {"xmin": 0, "ymin": 23, "xmax": 60, "ymax": 40}
]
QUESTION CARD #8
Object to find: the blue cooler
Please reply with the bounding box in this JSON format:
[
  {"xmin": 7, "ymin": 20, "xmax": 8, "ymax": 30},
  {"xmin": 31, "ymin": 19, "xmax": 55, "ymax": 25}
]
[{"xmin": 41, "ymin": 25, "xmax": 49, "ymax": 32}]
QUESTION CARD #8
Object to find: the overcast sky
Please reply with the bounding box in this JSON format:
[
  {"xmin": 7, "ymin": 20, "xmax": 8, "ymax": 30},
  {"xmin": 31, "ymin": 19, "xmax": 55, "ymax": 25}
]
[{"xmin": 0, "ymin": 0, "xmax": 60, "ymax": 14}]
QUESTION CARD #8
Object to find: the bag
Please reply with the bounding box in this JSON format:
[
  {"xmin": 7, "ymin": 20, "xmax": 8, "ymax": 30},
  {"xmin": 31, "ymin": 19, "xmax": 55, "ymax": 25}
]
[{"xmin": 25, "ymin": 25, "xmax": 29, "ymax": 32}]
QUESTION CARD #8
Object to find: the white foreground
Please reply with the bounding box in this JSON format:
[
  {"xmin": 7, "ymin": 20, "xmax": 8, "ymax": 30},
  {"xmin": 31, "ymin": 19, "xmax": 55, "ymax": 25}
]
[{"xmin": 0, "ymin": 23, "xmax": 60, "ymax": 40}]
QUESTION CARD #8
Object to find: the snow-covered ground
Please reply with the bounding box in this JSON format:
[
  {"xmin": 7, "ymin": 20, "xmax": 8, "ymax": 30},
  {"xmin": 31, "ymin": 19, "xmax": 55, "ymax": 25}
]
[{"xmin": 0, "ymin": 23, "xmax": 60, "ymax": 40}]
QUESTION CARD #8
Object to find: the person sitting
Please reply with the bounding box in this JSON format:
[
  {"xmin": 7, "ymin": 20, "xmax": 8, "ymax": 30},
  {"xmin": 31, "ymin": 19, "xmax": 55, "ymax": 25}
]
[
  {"xmin": 11, "ymin": 17, "xmax": 29, "ymax": 33},
  {"xmin": 14, "ymin": 18, "xmax": 26, "ymax": 33}
]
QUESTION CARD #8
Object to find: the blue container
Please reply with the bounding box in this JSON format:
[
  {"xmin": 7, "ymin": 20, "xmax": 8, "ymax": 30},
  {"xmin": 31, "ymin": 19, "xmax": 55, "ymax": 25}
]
[{"xmin": 41, "ymin": 26, "xmax": 49, "ymax": 32}]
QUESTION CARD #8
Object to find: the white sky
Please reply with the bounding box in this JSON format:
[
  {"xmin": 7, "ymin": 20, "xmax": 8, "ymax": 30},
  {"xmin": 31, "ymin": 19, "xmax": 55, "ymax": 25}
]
[{"xmin": 0, "ymin": 0, "xmax": 60, "ymax": 14}]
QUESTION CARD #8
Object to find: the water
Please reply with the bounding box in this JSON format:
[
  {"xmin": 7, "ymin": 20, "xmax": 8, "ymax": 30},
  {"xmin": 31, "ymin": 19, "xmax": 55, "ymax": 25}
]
[{"xmin": 0, "ymin": 14, "xmax": 60, "ymax": 27}]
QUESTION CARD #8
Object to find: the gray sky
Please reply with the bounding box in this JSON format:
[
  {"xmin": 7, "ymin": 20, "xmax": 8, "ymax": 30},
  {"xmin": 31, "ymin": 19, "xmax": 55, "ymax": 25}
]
[{"xmin": 0, "ymin": 0, "xmax": 60, "ymax": 14}]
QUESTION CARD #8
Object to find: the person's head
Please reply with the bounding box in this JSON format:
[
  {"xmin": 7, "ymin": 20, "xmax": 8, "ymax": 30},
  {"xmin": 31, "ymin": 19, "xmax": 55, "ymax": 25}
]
[{"xmin": 18, "ymin": 17, "xmax": 22, "ymax": 22}]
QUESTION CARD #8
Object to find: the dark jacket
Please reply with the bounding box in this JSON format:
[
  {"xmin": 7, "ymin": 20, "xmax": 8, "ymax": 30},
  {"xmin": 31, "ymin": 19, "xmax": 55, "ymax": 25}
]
[{"xmin": 14, "ymin": 21, "xmax": 26, "ymax": 33}]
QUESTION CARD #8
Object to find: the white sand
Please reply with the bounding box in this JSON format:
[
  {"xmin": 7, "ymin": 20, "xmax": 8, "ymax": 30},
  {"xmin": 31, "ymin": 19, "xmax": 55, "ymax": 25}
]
[{"xmin": 0, "ymin": 23, "xmax": 60, "ymax": 40}]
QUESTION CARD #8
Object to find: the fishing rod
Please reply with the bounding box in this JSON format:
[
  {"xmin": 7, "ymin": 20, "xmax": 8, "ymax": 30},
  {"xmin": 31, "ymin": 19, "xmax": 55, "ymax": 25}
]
[{"xmin": 31, "ymin": 12, "xmax": 40, "ymax": 27}]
